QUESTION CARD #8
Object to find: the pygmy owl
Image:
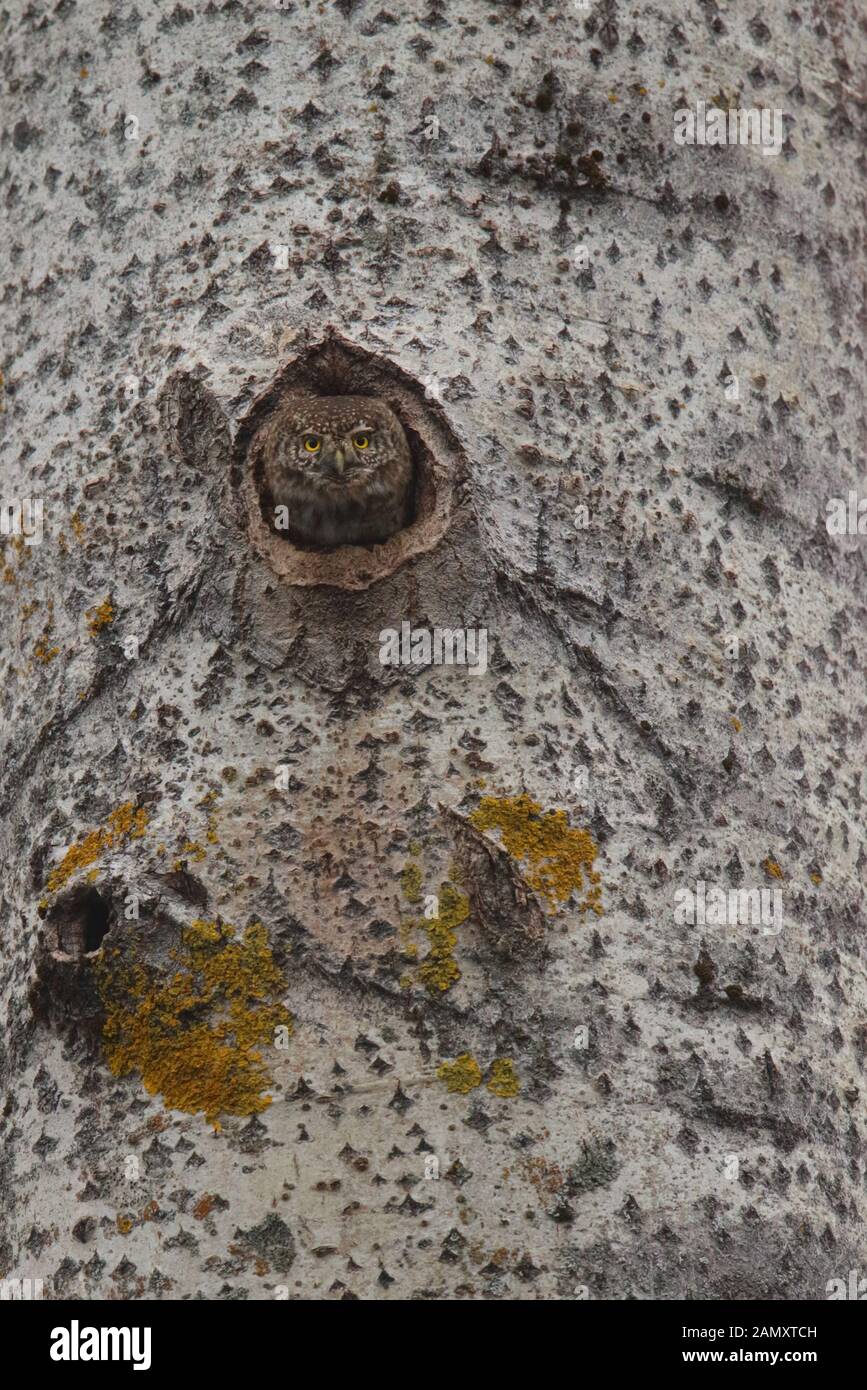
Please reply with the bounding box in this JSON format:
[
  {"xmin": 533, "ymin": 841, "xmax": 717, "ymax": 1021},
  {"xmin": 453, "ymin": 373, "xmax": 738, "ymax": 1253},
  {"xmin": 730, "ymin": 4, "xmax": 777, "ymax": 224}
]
[{"xmin": 256, "ymin": 394, "xmax": 414, "ymax": 547}]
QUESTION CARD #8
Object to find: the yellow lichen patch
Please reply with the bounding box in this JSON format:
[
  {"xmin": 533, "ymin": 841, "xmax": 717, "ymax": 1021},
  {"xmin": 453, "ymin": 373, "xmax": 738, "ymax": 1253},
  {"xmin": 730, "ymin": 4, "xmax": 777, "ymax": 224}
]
[
  {"xmin": 34, "ymin": 635, "xmax": 60, "ymax": 664},
  {"xmin": 33, "ymin": 601, "xmax": 59, "ymax": 664},
  {"xmin": 196, "ymin": 790, "xmax": 221, "ymax": 847},
  {"xmin": 730, "ymin": 716, "xmax": 742, "ymax": 732},
  {"xmin": 401, "ymin": 860, "xmax": 422, "ymax": 904},
  {"xmin": 70, "ymin": 511, "xmax": 86, "ymax": 543},
  {"xmin": 437, "ymin": 1053, "xmax": 482, "ymax": 1094},
  {"xmin": 2, "ymin": 535, "xmax": 29, "ymax": 589},
  {"xmin": 762, "ymin": 857, "xmax": 784, "ymax": 880},
  {"xmin": 174, "ymin": 797, "xmax": 222, "ymax": 865},
  {"xmin": 398, "ymin": 920, "xmax": 418, "ymax": 960},
  {"xmin": 487, "ymin": 1058, "xmax": 520, "ymax": 1098},
  {"xmin": 176, "ymin": 841, "xmax": 206, "ymax": 867},
  {"xmin": 401, "ymin": 854, "xmax": 470, "ymax": 993},
  {"xmin": 97, "ymin": 919, "xmax": 292, "ymax": 1129},
  {"xmin": 46, "ymin": 802, "xmax": 149, "ymax": 895},
  {"xmin": 469, "ymin": 793, "xmax": 602, "ymax": 914},
  {"xmin": 810, "ymin": 872, "xmax": 822, "ymax": 886},
  {"xmin": 85, "ymin": 598, "xmax": 114, "ymax": 637},
  {"xmin": 417, "ymin": 883, "xmax": 470, "ymax": 993}
]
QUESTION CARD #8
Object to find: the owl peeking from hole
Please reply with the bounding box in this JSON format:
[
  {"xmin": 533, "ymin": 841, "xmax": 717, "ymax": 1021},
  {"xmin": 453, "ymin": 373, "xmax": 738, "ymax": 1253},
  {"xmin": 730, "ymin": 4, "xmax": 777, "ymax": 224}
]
[{"xmin": 254, "ymin": 394, "xmax": 414, "ymax": 548}]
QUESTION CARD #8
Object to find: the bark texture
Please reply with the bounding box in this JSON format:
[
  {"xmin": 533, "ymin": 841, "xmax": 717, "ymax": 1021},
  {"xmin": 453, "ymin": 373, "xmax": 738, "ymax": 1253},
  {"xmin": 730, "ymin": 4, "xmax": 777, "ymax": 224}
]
[{"xmin": 1, "ymin": 0, "xmax": 866, "ymax": 1301}]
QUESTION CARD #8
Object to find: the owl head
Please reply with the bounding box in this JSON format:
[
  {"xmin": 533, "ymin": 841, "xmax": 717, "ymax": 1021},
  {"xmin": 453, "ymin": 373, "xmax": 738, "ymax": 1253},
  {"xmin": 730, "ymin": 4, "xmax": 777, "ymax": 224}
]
[
  {"xmin": 256, "ymin": 390, "xmax": 414, "ymax": 547},
  {"xmin": 280, "ymin": 395, "xmax": 407, "ymax": 485}
]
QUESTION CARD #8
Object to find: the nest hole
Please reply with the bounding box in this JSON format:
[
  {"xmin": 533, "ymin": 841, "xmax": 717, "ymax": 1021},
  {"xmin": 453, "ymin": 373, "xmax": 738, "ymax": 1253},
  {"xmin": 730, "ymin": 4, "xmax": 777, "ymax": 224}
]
[
  {"xmin": 48, "ymin": 885, "xmax": 113, "ymax": 960},
  {"xmin": 233, "ymin": 330, "xmax": 466, "ymax": 591},
  {"xmin": 30, "ymin": 886, "xmax": 114, "ymax": 1041}
]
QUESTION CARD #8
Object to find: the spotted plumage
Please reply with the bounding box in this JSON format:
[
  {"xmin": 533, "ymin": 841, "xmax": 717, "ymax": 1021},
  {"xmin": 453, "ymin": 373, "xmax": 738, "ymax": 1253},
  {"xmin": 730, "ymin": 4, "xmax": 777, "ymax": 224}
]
[{"xmin": 255, "ymin": 394, "xmax": 414, "ymax": 547}]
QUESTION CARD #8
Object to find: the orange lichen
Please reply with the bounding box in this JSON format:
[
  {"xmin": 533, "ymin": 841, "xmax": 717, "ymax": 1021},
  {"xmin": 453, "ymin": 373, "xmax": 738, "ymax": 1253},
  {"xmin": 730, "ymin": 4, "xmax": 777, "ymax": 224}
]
[
  {"xmin": 175, "ymin": 841, "xmax": 207, "ymax": 868},
  {"xmin": 97, "ymin": 919, "xmax": 292, "ymax": 1129},
  {"xmin": 437, "ymin": 1054, "xmax": 482, "ymax": 1094},
  {"xmin": 85, "ymin": 598, "xmax": 114, "ymax": 637},
  {"xmin": 46, "ymin": 802, "xmax": 149, "ymax": 895},
  {"xmin": 762, "ymin": 857, "xmax": 784, "ymax": 880},
  {"xmin": 33, "ymin": 602, "xmax": 59, "ymax": 664},
  {"xmin": 34, "ymin": 635, "xmax": 60, "ymax": 664},
  {"xmin": 487, "ymin": 1058, "xmax": 520, "ymax": 1098},
  {"xmin": 469, "ymin": 793, "xmax": 602, "ymax": 914},
  {"xmin": 521, "ymin": 1155, "xmax": 566, "ymax": 1198}
]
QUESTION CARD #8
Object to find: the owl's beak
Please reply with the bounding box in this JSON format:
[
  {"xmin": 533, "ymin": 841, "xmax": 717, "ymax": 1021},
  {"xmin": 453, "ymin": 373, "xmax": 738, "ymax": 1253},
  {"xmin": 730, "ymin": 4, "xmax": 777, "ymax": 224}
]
[{"xmin": 325, "ymin": 446, "xmax": 346, "ymax": 478}]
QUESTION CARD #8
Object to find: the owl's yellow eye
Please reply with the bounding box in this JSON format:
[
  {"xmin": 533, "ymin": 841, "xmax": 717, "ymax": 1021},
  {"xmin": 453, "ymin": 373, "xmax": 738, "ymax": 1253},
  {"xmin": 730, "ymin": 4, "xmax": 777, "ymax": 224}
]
[
  {"xmin": 303, "ymin": 434, "xmax": 321, "ymax": 453},
  {"xmin": 353, "ymin": 433, "xmax": 370, "ymax": 450}
]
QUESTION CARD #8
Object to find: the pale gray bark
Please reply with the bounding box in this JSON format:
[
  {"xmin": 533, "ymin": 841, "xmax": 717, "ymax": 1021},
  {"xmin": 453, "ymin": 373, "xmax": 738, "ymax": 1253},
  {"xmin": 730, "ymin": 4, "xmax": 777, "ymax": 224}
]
[{"xmin": 1, "ymin": 0, "xmax": 866, "ymax": 1301}]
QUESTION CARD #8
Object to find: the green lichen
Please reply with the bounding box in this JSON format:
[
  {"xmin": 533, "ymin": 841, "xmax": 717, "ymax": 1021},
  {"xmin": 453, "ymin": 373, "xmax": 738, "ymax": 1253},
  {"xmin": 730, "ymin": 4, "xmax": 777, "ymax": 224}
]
[
  {"xmin": 400, "ymin": 852, "xmax": 470, "ymax": 993},
  {"xmin": 401, "ymin": 859, "xmax": 423, "ymax": 904},
  {"xmin": 97, "ymin": 919, "xmax": 292, "ymax": 1129},
  {"xmin": 417, "ymin": 883, "xmax": 470, "ymax": 993}
]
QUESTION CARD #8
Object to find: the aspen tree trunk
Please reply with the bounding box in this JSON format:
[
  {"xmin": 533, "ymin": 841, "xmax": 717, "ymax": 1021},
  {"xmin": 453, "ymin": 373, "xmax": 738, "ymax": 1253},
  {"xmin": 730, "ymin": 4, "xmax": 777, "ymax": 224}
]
[{"xmin": 1, "ymin": 0, "xmax": 865, "ymax": 1302}]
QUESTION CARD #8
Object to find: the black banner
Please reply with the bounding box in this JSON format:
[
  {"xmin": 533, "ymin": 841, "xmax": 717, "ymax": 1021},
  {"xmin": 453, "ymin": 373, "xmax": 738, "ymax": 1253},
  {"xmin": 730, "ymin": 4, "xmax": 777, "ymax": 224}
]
[{"xmin": 3, "ymin": 1298, "xmax": 859, "ymax": 1375}]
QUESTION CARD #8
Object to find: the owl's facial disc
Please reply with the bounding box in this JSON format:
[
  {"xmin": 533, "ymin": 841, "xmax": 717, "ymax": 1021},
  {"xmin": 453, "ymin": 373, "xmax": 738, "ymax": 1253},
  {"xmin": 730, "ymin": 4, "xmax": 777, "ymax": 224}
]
[{"xmin": 302, "ymin": 426, "xmax": 377, "ymax": 482}]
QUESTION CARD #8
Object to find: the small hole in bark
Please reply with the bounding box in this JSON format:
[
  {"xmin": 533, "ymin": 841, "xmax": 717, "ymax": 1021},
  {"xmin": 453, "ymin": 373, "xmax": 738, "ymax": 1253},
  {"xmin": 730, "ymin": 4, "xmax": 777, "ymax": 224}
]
[
  {"xmin": 234, "ymin": 330, "xmax": 466, "ymax": 591},
  {"xmin": 49, "ymin": 885, "xmax": 113, "ymax": 959},
  {"xmin": 30, "ymin": 887, "xmax": 115, "ymax": 1042}
]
